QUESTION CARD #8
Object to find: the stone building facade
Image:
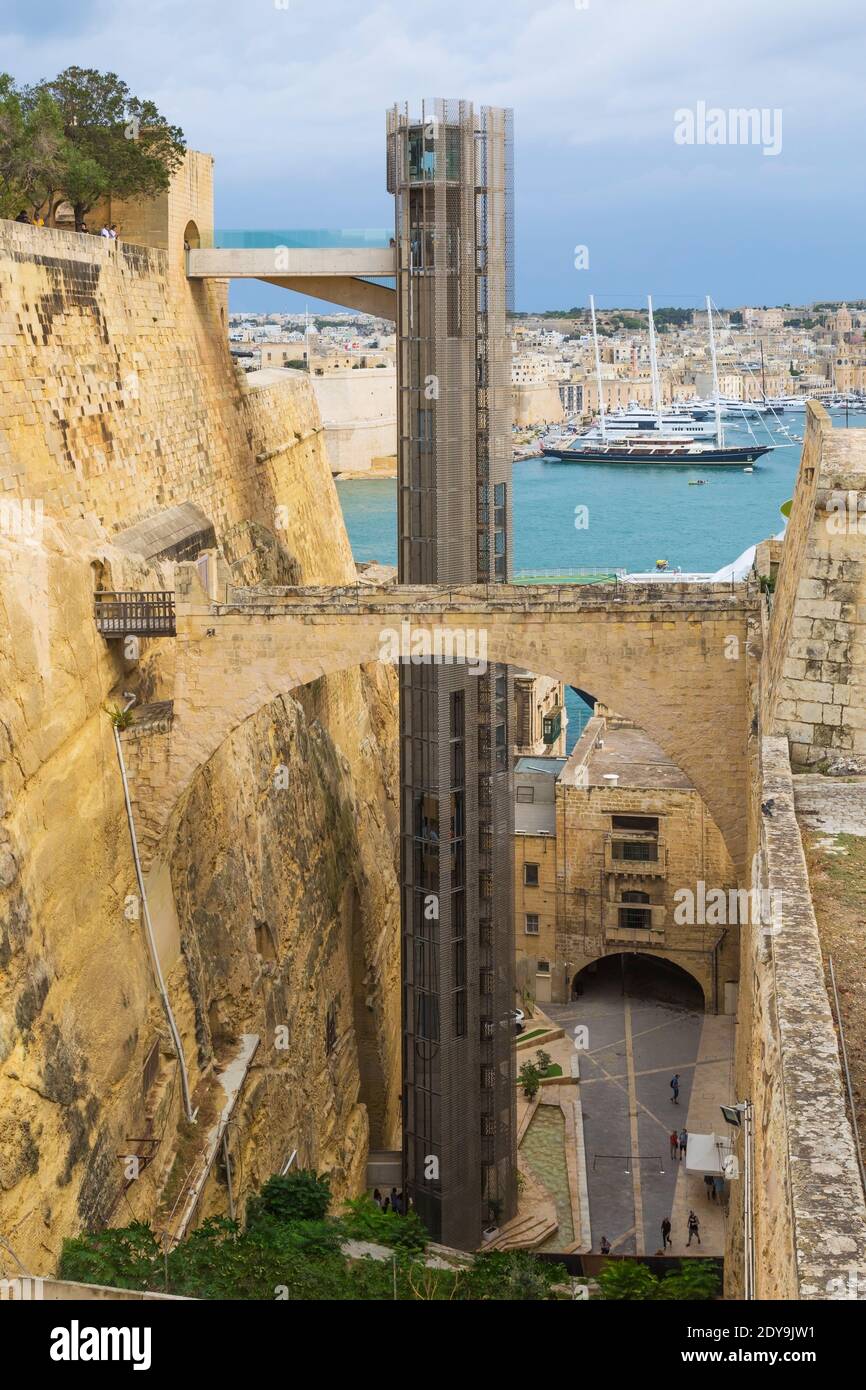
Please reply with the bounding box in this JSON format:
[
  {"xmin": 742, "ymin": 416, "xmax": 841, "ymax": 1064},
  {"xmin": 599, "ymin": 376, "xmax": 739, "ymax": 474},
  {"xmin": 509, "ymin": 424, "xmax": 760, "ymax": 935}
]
[{"xmin": 514, "ymin": 714, "xmax": 739, "ymax": 1010}]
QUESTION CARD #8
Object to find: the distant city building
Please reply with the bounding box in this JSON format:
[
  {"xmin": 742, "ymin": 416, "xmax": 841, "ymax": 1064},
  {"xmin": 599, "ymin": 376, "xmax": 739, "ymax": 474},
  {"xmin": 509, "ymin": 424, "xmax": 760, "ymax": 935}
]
[{"xmin": 513, "ymin": 672, "xmax": 567, "ymax": 757}]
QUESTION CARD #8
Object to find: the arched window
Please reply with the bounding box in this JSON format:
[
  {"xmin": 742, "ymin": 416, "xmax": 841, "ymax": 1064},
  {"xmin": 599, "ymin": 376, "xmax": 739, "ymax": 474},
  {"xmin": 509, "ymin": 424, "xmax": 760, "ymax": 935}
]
[
  {"xmin": 622, "ymin": 890, "xmax": 650, "ymax": 903},
  {"xmin": 183, "ymin": 219, "xmax": 201, "ymax": 251}
]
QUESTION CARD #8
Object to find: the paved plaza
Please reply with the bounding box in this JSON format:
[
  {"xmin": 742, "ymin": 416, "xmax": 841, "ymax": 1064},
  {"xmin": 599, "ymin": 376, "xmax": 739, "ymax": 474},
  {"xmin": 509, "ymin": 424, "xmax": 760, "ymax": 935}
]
[{"xmin": 546, "ymin": 954, "xmax": 734, "ymax": 1256}]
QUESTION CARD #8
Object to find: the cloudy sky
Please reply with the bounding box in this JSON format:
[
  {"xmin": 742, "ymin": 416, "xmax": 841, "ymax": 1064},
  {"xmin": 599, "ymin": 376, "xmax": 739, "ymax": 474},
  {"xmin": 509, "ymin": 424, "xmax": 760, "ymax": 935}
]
[{"xmin": 3, "ymin": 0, "xmax": 864, "ymax": 311}]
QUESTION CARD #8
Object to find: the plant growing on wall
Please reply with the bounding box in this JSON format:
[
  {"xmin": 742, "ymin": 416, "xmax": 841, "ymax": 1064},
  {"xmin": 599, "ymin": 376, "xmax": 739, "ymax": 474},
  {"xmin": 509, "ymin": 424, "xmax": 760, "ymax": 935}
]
[{"xmin": 103, "ymin": 703, "xmax": 134, "ymax": 730}]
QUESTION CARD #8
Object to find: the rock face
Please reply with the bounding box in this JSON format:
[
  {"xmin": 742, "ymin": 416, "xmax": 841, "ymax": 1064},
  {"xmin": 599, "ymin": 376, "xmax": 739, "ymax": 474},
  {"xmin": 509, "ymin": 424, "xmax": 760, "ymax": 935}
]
[{"xmin": 0, "ymin": 220, "xmax": 400, "ymax": 1271}]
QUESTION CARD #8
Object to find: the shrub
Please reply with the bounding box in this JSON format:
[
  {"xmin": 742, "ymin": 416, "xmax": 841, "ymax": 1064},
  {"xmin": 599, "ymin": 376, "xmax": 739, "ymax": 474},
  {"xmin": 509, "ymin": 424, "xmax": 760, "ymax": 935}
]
[
  {"xmin": 518, "ymin": 1060, "xmax": 541, "ymax": 1099},
  {"xmin": 245, "ymin": 1169, "xmax": 331, "ymax": 1227},
  {"xmin": 59, "ymin": 1221, "xmax": 160, "ymax": 1290},
  {"xmin": 595, "ymin": 1260, "xmax": 659, "ymax": 1301},
  {"xmin": 657, "ymin": 1260, "xmax": 720, "ymax": 1301},
  {"xmin": 340, "ymin": 1194, "xmax": 428, "ymax": 1252}
]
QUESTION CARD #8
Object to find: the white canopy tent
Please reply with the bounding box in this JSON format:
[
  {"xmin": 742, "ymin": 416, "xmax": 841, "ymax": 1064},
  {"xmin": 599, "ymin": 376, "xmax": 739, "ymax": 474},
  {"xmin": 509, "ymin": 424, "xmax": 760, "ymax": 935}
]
[{"xmin": 685, "ymin": 1131, "xmax": 734, "ymax": 1177}]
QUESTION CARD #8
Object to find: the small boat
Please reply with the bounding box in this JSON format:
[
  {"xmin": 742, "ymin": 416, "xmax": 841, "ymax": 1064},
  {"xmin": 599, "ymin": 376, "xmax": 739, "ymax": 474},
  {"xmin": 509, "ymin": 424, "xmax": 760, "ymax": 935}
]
[
  {"xmin": 688, "ymin": 479, "xmax": 708, "ymax": 485},
  {"xmin": 743, "ymin": 466, "xmax": 754, "ymax": 473}
]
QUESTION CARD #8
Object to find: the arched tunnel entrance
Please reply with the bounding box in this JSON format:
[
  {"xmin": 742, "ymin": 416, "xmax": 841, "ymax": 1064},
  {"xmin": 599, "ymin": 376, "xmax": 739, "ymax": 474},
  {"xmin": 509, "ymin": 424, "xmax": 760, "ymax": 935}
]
[{"xmin": 571, "ymin": 951, "xmax": 706, "ymax": 1013}]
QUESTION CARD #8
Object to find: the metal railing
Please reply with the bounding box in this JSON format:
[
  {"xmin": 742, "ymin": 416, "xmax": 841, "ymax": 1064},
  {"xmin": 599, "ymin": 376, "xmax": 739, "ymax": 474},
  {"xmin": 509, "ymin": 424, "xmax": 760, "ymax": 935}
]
[{"xmin": 94, "ymin": 591, "xmax": 176, "ymax": 637}]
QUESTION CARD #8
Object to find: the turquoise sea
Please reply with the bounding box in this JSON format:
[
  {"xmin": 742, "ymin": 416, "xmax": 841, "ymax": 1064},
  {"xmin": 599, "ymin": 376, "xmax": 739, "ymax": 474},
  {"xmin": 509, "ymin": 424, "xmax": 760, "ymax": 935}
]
[{"xmin": 335, "ymin": 415, "xmax": 865, "ymax": 747}]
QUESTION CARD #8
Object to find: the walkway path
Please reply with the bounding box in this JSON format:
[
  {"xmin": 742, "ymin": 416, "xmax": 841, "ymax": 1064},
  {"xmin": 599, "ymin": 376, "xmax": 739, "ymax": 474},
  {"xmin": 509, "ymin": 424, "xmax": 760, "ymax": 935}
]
[{"xmin": 546, "ymin": 955, "xmax": 734, "ymax": 1256}]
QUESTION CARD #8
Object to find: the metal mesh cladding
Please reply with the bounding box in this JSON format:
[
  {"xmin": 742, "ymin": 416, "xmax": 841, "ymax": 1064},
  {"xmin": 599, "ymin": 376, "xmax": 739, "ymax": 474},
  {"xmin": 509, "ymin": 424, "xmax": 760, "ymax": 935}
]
[{"xmin": 388, "ymin": 99, "xmax": 516, "ymax": 1249}]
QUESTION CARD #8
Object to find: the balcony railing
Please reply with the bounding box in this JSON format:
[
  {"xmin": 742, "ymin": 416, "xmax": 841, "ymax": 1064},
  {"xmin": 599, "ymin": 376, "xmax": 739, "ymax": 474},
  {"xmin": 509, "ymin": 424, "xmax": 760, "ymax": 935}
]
[
  {"xmin": 605, "ymin": 832, "xmax": 667, "ymax": 877},
  {"xmin": 604, "ymin": 902, "xmax": 665, "ymax": 944},
  {"xmin": 94, "ymin": 591, "xmax": 176, "ymax": 638}
]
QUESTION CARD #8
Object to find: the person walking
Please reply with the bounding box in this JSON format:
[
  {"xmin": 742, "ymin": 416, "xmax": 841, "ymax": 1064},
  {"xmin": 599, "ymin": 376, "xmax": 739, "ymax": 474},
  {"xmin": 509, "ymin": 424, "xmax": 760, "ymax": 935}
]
[
  {"xmin": 687, "ymin": 1210, "xmax": 701, "ymax": 1246},
  {"xmin": 704, "ymin": 1174, "xmax": 714, "ymax": 1201},
  {"xmin": 679, "ymin": 1127, "xmax": 688, "ymax": 1158},
  {"xmin": 372, "ymin": 1188, "xmax": 383, "ymax": 1208},
  {"xmin": 661, "ymin": 1217, "xmax": 672, "ymax": 1249},
  {"xmin": 669, "ymin": 1129, "xmax": 679, "ymax": 1160},
  {"xmin": 670, "ymin": 1073, "xmax": 680, "ymax": 1104}
]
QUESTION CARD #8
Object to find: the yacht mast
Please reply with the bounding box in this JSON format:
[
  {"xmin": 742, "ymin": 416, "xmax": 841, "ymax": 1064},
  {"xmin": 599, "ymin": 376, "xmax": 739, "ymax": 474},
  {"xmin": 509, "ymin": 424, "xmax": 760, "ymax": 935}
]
[
  {"xmin": 706, "ymin": 295, "xmax": 723, "ymax": 447},
  {"xmin": 647, "ymin": 295, "xmax": 662, "ymax": 424},
  {"xmin": 590, "ymin": 295, "xmax": 607, "ymax": 441}
]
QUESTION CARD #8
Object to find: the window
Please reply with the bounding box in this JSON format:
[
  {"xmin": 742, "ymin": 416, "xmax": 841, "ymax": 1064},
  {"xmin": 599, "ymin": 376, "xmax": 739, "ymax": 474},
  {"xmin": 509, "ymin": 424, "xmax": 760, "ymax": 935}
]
[
  {"xmin": 516, "ymin": 785, "xmax": 534, "ymax": 804},
  {"xmin": 619, "ymin": 906, "xmax": 651, "ymax": 931},
  {"xmin": 612, "ymin": 815, "xmax": 659, "ymax": 833},
  {"xmin": 525, "ymin": 914, "xmax": 539, "ymax": 935},
  {"xmin": 536, "ymin": 960, "xmax": 550, "ymax": 974},
  {"xmin": 622, "ymin": 890, "xmax": 650, "ymax": 903},
  {"xmin": 613, "ymin": 839, "xmax": 656, "ymax": 862},
  {"xmin": 524, "ymin": 863, "xmax": 539, "ymax": 887}
]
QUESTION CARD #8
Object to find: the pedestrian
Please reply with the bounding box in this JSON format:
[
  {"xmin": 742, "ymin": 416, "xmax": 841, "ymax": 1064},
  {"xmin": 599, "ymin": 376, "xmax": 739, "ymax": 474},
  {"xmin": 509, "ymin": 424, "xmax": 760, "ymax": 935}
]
[
  {"xmin": 704, "ymin": 1174, "xmax": 714, "ymax": 1201},
  {"xmin": 670, "ymin": 1073, "xmax": 680, "ymax": 1104},
  {"xmin": 390, "ymin": 1186, "xmax": 399, "ymax": 1214},
  {"xmin": 100, "ymin": 223, "xmax": 112, "ymax": 238},
  {"xmin": 687, "ymin": 1210, "xmax": 701, "ymax": 1246},
  {"xmin": 15, "ymin": 210, "xmax": 30, "ymax": 223},
  {"xmin": 599, "ymin": 1236, "xmax": 611, "ymax": 1255},
  {"xmin": 669, "ymin": 1129, "xmax": 679, "ymax": 1160},
  {"xmin": 661, "ymin": 1217, "xmax": 672, "ymax": 1249},
  {"xmin": 372, "ymin": 1188, "xmax": 382, "ymax": 1208},
  {"xmin": 679, "ymin": 1127, "xmax": 688, "ymax": 1158},
  {"xmin": 109, "ymin": 223, "xmax": 119, "ymax": 240}
]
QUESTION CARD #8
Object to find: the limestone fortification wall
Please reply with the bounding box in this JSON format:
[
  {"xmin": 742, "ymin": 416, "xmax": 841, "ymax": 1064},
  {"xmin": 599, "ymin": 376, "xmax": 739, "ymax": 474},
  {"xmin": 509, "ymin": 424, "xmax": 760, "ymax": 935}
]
[
  {"xmin": 728, "ymin": 737, "xmax": 866, "ymax": 1298},
  {"xmin": 0, "ymin": 212, "xmax": 400, "ymax": 1272},
  {"xmin": 309, "ymin": 366, "xmax": 397, "ymax": 475},
  {"xmin": 765, "ymin": 403, "xmax": 866, "ymax": 770}
]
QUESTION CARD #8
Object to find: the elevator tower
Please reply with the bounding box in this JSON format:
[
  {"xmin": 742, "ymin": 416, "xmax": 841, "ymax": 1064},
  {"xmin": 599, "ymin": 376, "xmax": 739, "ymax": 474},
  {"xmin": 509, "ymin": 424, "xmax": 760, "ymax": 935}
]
[{"xmin": 386, "ymin": 99, "xmax": 517, "ymax": 1249}]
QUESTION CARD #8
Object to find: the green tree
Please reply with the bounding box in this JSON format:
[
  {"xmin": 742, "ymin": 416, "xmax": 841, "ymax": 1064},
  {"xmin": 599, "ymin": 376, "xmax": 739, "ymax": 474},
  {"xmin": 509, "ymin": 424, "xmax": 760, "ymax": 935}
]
[
  {"xmin": 657, "ymin": 1259, "xmax": 721, "ymax": 1300},
  {"xmin": 595, "ymin": 1259, "xmax": 659, "ymax": 1300},
  {"xmin": 36, "ymin": 66, "xmax": 185, "ymax": 228},
  {"xmin": 59, "ymin": 1221, "xmax": 160, "ymax": 1290},
  {"xmin": 0, "ymin": 74, "xmax": 66, "ymax": 219}
]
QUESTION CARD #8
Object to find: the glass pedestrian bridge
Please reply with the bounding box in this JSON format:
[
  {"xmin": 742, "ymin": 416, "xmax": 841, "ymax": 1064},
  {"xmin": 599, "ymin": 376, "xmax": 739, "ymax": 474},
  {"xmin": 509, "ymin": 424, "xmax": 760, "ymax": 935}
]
[{"xmin": 205, "ymin": 228, "xmax": 393, "ymax": 250}]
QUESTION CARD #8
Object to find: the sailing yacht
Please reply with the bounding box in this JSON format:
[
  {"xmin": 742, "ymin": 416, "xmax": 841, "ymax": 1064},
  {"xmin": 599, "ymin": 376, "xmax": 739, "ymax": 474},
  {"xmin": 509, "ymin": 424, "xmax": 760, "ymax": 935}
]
[{"xmin": 543, "ymin": 297, "xmax": 773, "ymax": 467}]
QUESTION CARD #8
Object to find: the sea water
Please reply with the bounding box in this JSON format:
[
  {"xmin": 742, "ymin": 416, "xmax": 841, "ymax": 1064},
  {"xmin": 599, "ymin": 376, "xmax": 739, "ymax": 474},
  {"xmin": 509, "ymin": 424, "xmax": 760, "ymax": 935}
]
[{"xmin": 335, "ymin": 415, "xmax": 864, "ymax": 747}]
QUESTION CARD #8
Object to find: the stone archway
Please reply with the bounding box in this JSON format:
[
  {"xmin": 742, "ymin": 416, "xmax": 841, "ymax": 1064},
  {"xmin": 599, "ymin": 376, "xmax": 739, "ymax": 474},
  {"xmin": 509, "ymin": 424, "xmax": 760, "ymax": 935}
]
[
  {"xmin": 183, "ymin": 219, "xmax": 201, "ymax": 250},
  {"xmin": 571, "ymin": 951, "xmax": 706, "ymax": 1012},
  {"xmin": 154, "ymin": 567, "xmax": 755, "ymax": 877}
]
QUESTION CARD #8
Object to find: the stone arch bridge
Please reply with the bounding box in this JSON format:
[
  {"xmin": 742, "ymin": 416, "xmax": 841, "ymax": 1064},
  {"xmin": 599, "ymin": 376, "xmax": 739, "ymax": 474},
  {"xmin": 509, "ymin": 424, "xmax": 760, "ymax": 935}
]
[{"xmin": 105, "ymin": 566, "xmax": 758, "ymax": 879}]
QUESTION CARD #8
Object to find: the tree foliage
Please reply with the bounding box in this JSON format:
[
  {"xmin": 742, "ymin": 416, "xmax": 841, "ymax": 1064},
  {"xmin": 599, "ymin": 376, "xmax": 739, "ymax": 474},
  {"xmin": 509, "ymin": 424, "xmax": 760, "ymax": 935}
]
[
  {"xmin": 57, "ymin": 1168, "xmax": 572, "ymax": 1301},
  {"xmin": 595, "ymin": 1258, "xmax": 720, "ymax": 1301},
  {"xmin": 0, "ymin": 67, "xmax": 185, "ymax": 228}
]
